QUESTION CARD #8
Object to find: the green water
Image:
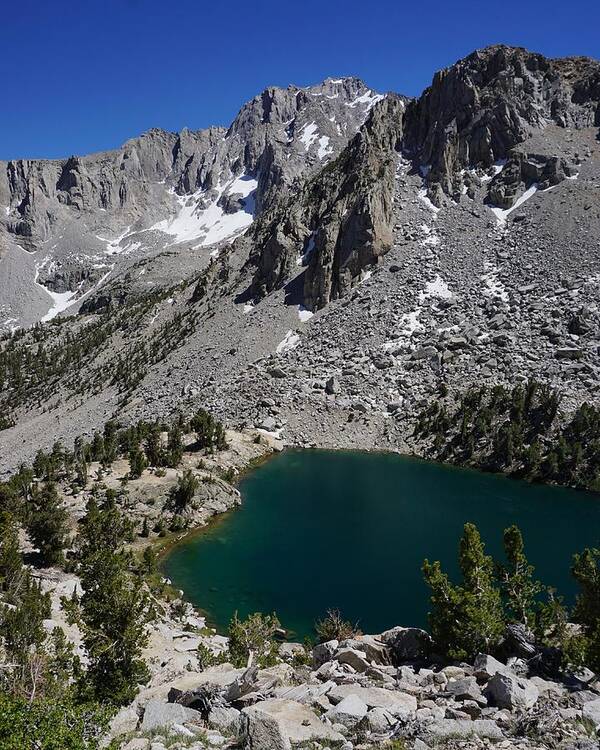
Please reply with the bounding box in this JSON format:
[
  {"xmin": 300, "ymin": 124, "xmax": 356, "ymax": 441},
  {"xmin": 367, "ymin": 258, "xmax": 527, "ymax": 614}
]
[{"xmin": 162, "ymin": 450, "xmax": 600, "ymax": 639}]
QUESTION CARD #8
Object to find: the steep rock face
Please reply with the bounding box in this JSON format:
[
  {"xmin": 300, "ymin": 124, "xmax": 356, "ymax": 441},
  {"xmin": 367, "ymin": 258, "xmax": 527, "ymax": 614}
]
[
  {"xmin": 250, "ymin": 95, "xmax": 405, "ymax": 310},
  {"xmin": 0, "ymin": 78, "xmax": 377, "ymax": 247},
  {"xmin": 403, "ymin": 45, "xmax": 600, "ymax": 203},
  {"xmin": 0, "ymin": 78, "xmax": 380, "ymax": 327}
]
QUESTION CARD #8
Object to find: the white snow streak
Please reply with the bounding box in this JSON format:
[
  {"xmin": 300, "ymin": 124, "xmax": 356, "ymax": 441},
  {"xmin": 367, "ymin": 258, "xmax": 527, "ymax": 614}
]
[
  {"xmin": 276, "ymin": 330, "xmax": 300, "ymax": 353},
  {"xmin": 299, "ymin": 122, "xmax": 319, "ymax": 151},
  {"xmin": 490, "ymin": 184, "xmax": 538, "ymax": 225}
]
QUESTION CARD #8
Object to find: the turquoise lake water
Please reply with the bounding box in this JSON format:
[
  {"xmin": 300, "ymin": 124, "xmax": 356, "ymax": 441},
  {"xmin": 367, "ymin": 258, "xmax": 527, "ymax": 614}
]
[{"xmin": 162, "ymin": 450, "xmax": 600, "ymax": 639}]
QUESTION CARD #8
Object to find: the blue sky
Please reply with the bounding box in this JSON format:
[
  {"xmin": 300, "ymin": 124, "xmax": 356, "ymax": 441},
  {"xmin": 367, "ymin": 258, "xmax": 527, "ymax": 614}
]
[{"xmin": 2, "ymin": 0, "xmax": 599, "ymax": 160}]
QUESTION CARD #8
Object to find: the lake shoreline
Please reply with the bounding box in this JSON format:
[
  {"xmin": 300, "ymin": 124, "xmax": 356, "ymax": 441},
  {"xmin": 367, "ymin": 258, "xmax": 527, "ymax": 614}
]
[{"xmin": 160, "ymin": 447, "xmax": 600, "ymax": 639}]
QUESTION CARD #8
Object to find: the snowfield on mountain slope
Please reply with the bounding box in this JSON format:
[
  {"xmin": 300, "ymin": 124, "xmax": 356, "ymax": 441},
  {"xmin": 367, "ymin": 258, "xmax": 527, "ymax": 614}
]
[{"xmin": 150, "ymin": 175, "xmax": 258, "ymax": 246}]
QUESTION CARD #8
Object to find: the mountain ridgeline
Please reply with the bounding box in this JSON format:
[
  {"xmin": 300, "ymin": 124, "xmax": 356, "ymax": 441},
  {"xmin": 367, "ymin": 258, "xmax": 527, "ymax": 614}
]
[{"xmin": 1, "ymin": 44, "xmax": 600, "ymax": 476}]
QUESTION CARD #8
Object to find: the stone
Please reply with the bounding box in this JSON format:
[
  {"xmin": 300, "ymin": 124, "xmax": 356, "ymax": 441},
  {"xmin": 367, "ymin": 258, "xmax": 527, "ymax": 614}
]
[
  {"xmin": 324, "ymin": 693, "xmax": 368, "ymax": 729},
  {"xmin": 473, "ymin": 653, "xmax": 514, "ymax": 681},
  {"xmin": 325, "ymin": 376, "xmax": 339, "ymax": 394},
  {"xmin": 424, "ymin": 718, "xmax": 504, "ymax": 741},
  {"xmin": 108, "ymin": 705, "xmax": 139, "ymax": 738},
  {"xmin": 327, "ymin": 684, "xmax": 417, "ymax": 719},
  {"xmin": 446, "ymin": 676, "xmax": 487, "ymax": 705},
  {"xmin": 208, "ymin": 706, "xmax": 243, "ymax": 736},
  {"xmin": 365, "ymin": 706, "xmax": 396, "ymax": 733},
  {"xmin": 342, "ymin": 634, "xmax": 390, "ymax": 665},
  {"xmin": 121, "ymin": 740, "xmax": 149, "ymax": 750},
  {"xmin": 485, "ymin": 672, "xmax": 539, "ymax": 710},
  {"xmin": 312, "ymin": 639, "xmax": 339, "ymax": 668},
  {"xmin": 278, "ymin": 642, "xmax": 305, "ymax": 660},
  {"xmin": 503, "ymin": 623, "xmax": 537, "ymax": 658},
  {"xmin": 335, "ymin": 647, "xmax": 371, "ymax": 672},
  {"xmin": 582, "ymin": 697, "xmax": 600, "ymax": 727},
  {"xmin": 242, "ymin": 699, "xmax": 345, "ymax": 750},
  {"xmin": 141, "ymin": 700, "xmax": 202, "ymax": 732},
  {"xmin": 380, "ymin": 626, "xmax": 432, "ymax": 663}
]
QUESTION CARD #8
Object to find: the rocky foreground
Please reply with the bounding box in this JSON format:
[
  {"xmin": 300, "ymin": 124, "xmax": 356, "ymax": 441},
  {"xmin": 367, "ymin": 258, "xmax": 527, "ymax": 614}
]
[{"xmin": 105, "ymin": 620, "xmax": 600, "ymax": 750}]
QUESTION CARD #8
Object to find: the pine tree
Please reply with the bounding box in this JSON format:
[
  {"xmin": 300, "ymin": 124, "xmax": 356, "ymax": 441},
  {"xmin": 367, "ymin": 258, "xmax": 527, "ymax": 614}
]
[
  {"xmin": 128, "ymin": 447, "xmax": 147, "ymax": 479},
  {"xmin": 497, "ymin": 525, "xmax": 541, "ymax": 628},
  {"xmin": 423, "ymin": 523, "xmax": 504, "ymax": 661},
  {"xmin": 27, "ymin": 484, "xmax": 70, "ymax": 567},
  {"xmin": 168, "ymin": 469, "xmax": 199, "ymax": 512},
  {"xmin": 0, "ymin": 511, "xmax": 25, "ymax": 601},
  {"xmin": 166, "ymin": 424, "xmax": 184, "ymax": 467},
  {"xmin": 70, "ymin": 495, "xmax": 152, "ymax": 705},
  {"xmin": 571, "ymin": 547, "xmax": 600, "ymax": 671}
]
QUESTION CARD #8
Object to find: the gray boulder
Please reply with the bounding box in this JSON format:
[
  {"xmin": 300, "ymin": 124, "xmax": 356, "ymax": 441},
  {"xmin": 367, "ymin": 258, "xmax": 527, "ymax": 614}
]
[
  {"xmin": 324, "ymin": 693, "xmax": 368, "ymax": 729},
  {"xmin": 141, "ymin": 700, "xmax": 201, "ymax": 732},
  {"xmin": 208, "ymin": 705, "xmax": 243, "ymax": 736},
  {"xmin": 242, "ymin": 699, "xmax": 345, "ymax": 750},
  {"xmin": 582, "ymin": 697, "xmax": 600, "ymax": 728},
  {"xmin": 473, "ymin": 653, "xmax": 514, "ymax": 680},
  {"xmin": 485, "ymin": 672, "xmax": 539, "ymax": 710},
  {"xmin": 380, "ymin": 626, "xmax": 432, "ymax": 663},
  {"xmin": 327, "ymin": 684, "xmax": 417, "ymax": 719},
  {"xmin": 365, "ymin": 706, "xmax": 396, "ymax": 733},
  {"xmin": 312, "ymin": 639, "xmax": 338, "ymax": 668},
  {"xmin": 424, "ymin": 718, "xmax": 504, "ymax": 741}
]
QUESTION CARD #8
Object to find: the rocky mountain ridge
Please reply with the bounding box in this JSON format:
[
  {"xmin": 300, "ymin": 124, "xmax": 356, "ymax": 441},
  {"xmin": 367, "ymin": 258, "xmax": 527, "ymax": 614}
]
[
  {"xmin": 0, "ymin": 77, "xmax": 379, "ymax": 327},
  {"xmin": 1, "ymin": 44, "xmax": 600, "ymax": 478}
]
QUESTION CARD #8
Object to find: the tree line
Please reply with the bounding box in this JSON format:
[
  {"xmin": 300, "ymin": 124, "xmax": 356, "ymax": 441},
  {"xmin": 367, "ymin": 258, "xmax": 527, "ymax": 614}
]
[{"xmin": 414, "ymin": 380, "xmax": 600, "ymax": 490}]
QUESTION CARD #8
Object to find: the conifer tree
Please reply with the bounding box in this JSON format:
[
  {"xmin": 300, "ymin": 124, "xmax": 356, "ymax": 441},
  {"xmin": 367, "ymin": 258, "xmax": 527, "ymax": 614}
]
[
  {"xmin": 571, "ymin": 547, "xmax": 600, "ymax": 671},
  {"xmin": 69, "ymin": 494, "xmax": 152, "ymax": 705},
  {"xmin": 423, "ymin": 523, "xmax": 504, "ymax": 660},
  {"xmin": 0, "ymin": 511, "xmax": 25, "ymax": 601},
  {"xmin": 497, "ymin": 524, "xmax": 542, "ymax": 628},
  {"xmin": 27, "ymin": 484, "xmax": 70, "ymax": 567}
]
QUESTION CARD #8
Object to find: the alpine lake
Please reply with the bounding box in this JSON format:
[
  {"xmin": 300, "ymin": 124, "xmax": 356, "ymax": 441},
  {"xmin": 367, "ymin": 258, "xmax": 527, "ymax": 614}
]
[{"xmin": 161, "ymin": 449, "xmax": 600, "ymax": 640}]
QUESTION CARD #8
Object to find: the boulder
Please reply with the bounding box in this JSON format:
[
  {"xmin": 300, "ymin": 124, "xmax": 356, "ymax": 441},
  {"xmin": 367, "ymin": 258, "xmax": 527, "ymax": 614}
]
[
  {"xmin": 242, "ymin": 699, "xmax": 345, "ymax": 750},
  {"xmin": 327, "ymin": 684, "xmax": 417, "ymax": 719},
  {"xmin": 485, "ymin": 673, "xmax": 539, "ymax": 710},
  {"xmin": 365, "ymin": 706, "xmax": 396, "ymax": 733},
  {"xmin": 473, "ymin": 653, "xmax": 514, "ymax": 681},
  {"xmin": 342, "ymin": 635, "xmax": 390, "ymax": 665},
  {"xmin": 582, "ymin": 697, "xmax": 600, "ymax": 728},
  {"xmin": 380, "ymin": 626, "xmax": 432, "ymax": 663},
  {"xmin": 278, "ymin": 642, "xmax": 305, "ymax": 661},
  {"xmin": 108, "ymin": 705, "xmax": 139, "ymax": 738},
  {"xmin": 208, "ymin": 706, "xmax": 243, "ymax": 736},
  {"xmin": 503, "ymin": 623, "xmax": 537, "ymax": 658},
  {"xmin": 446, "ymin": 677, "xmax": 487, "ymax": 706},
  {"xmin": 141, "ymin": 700, "xmax": 202, "ymax": 732},
  {"xmin": 424, "ymin": 718, "xmax": 504, "ymax": 741},
  {"xmin": 335, "ymin": 647, "xmax": 371, "ymax": 672},
  {"xmin": 324, "ymin": 693, "xmax": 368, "ymax": 729},
  {"xmin": 312, "ymin": 639, "xmax": 338, "ymax": 668}
]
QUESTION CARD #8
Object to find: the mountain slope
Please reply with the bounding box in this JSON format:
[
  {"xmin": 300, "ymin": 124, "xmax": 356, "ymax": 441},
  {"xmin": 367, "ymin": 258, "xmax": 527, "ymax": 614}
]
[
  {"xmin": 1, "ymin": 45, "xmax": 600, "ymax": 477},
  {"xmin": 0, "ymin": 78, "xmax": 380, "ymax": 328}
]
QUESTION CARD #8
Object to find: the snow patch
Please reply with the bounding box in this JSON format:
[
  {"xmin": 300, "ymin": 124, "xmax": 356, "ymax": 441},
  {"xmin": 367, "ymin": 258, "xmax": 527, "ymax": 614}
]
[
  {"xmin": 150, "ymin": 175, "xmax": 257, "ymax": 247},
  {"xmin": 299, "ymin": 122, "xmax": 319, "ymax": 151},
  {"xmin": 96, "ymin": 226, "xmax": 132, "ymax": 256},
  {"xmin": 317, "ymin": 136, "xmax": 333, "ymax": 160},
  {"xmin": 276, "ymin": 330, "xmax": 300, "ymax": 353},
  {"xmin": 345, "ymin": 90, "xmax": 384, "ymax": 109},
  {"xmin": 418, "ymin": 189, "xmax": 440, "ymax": 215},
  {"xmin": 298, "ymin": 306, "xmax": 313, "ymax": 322},
  {"xmin": 490, "ymin": 183, "xmax": 538, "ymax": 226},
  {"xmin": 481, "ymin": 264, "xmax": 509, "ymax": 303},
  {"xmin": 419, "ymin": 274, "xmax": 452, "ymax": 302}
]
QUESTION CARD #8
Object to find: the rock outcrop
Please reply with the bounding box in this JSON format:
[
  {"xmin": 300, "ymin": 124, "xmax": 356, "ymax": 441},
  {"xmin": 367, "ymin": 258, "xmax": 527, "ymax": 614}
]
[
  {"xmin": 250, "ymin": 94, "xmax": 405, "ymax": 310},
  {"xmin": 403, "ymin": 45, "xmax": 600, "ymax": 204}
]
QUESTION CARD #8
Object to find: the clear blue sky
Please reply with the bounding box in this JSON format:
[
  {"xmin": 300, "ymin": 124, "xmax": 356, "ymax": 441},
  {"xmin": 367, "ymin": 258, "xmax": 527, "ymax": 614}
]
[{"xmin": 2, "ymin": 0, "xmax": 598, "ymax": 160}]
